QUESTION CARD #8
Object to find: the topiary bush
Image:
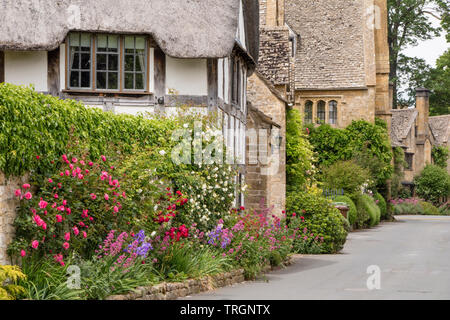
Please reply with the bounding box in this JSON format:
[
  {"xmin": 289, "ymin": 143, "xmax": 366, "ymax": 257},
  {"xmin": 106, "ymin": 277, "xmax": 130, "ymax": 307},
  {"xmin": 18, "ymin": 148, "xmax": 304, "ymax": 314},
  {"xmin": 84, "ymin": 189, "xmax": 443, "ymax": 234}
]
[
  {"xmin": 360, "ymin": 194, "xmax": 381, "ymax": 227},
  {"xmin": 321, "ymin": 160, "xmax": 370, "ymax": 194},
  {"xmin": 420, "ymin": 201, "xmax": 441, "ymax": 216},
  {"xmin": 374, "ymin": 193, "xmax": 387, "ymax": 219},
  {"xmin": 334, "ymin": 195, "xmax": 357, "ymax": 227},
  {"xmin": 414, "ymin": 165, "xmax": 450, "ymax": 205},
  {"xmin": 287, "ymin": 187, "xmax": 348, "ymax": 253}
]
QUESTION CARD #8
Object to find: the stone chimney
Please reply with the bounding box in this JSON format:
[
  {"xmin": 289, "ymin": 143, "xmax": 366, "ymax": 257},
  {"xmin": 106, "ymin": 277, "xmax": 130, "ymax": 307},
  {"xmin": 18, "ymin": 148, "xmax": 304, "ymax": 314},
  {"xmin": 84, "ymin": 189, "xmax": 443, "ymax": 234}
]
[{"xmin": 415, "ymin": 88, "xmax": 430, "ymax": 142}]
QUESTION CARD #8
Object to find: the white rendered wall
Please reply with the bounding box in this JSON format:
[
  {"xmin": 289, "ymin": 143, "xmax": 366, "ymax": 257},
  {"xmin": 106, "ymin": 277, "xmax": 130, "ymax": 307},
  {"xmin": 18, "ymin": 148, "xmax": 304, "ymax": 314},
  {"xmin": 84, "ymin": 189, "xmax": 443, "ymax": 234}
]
[
  {"xmin": 4, "ymin": 51, "xmax": 48, "ymax": 92},
  {"xmin": 166, "ymin": 57, "xmax": 208, "ymax": 96}
]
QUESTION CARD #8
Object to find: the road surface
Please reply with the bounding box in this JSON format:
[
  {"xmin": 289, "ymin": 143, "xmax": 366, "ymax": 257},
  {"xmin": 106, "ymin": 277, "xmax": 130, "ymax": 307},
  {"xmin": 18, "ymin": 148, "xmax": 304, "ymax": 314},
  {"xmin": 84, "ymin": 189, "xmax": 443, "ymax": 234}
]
[{"xmin": 184, "ymin": 215, "xmax": 450, "ymax": 300}]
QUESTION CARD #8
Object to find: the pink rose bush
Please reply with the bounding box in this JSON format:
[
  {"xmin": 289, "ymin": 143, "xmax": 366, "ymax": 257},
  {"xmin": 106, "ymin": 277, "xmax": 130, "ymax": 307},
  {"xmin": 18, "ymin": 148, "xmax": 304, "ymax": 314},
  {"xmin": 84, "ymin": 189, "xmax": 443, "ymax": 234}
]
[{"xmin": 10, "ymin": 153, "xmax": 131, "ymax": 265}]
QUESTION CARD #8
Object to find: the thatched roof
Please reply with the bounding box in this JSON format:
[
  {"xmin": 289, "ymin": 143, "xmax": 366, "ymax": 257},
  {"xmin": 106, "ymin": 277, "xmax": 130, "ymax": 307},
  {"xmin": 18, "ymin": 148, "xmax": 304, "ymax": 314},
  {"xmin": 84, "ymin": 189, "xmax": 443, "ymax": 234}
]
[
  {"xmin": 0, "ymin": 0, "xmax": 259, "ymax": 62},
  {"xmin": 429, "ymin": 115, "xmax": 450, "ymax": 146},
  {"xmin": 391, "ymin": 109, "xmax": 418, "ymax": 148}
]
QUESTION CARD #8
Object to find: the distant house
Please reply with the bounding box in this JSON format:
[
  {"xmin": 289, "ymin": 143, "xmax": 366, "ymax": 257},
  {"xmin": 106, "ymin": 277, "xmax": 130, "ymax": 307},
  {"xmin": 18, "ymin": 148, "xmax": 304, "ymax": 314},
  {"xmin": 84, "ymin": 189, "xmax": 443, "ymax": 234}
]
[
  {"xmin": 0, "ymin": 0, "xmax": 260, "ymax": 207},
  {"xmin": 390, "ymin": 88, "xmax": 450, "ymax": 190}
]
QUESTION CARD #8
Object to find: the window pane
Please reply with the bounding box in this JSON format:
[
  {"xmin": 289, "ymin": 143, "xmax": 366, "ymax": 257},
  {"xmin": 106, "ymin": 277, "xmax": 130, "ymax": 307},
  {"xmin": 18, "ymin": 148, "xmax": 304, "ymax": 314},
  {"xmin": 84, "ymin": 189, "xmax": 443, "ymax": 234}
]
[
  {"xmin": 135, "ymin": 37, "xmax": 145, "ymax": 50},
  {"xmin": 96, "ymin": 72, "xmax": 106, "ymax": 89},
  {"xmin": 135, "ymin": 55, "xmax": 143, "ymax": 72},
  {"xmin": 125, "ymin": 55, "xmax": 134, "ymax": 71},
  {"xmin": 70, "ymin": 33, "xmax": 80, "ymax": 47},
  {"xmin": 70, "ymin": 71, "xmax": 79, "ymax": 88},
  {"xmin": 97, "ymin": 54, "xmax": 107, "ymax": 70},
  {"xmin": 108, "ymin": 55, "xmax": 118, "ymax": 71},
  {"xmin": 97, "ymin": 35, "xmax": 108, "ymax": 51},
  {"xmin": 125, "ymin": 36, "xmax": 134, "ymax": 53},
  {"xmin": 81, "ymin": 53, "xmax": 90, "ymax": 70},
  {"xmin": 72, "ymin": 52, "xmax": 80, "ymax": 69},
  {"xmin": 108, "ymin": 35, "xmax": 119, "ymax": 51},
  {"xmin": 124, "ymin": 73, "xmax": 134, "ymax": 89},
  {"xmin": 80, "ymin": 34, "xmax": 91, "ymax": 51},
  {"xmin": 135, "ymin": 73, "xmax": 144, "ymax": 90},
  {"xmin": 81, "ymin": 72, "xmax": 90, "ymax": 88},
  {"xmin": 108, "ymin": 72, "xmax": 118, "ymax": 90}
]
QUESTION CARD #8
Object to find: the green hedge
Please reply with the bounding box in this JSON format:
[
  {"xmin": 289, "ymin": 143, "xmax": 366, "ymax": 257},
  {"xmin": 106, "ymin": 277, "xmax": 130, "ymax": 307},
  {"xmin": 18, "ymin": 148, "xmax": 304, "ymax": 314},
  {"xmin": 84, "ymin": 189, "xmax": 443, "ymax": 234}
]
[
  {"xmin": 334, "ymin": 195, "xmax": 357, "ymax": 226},
  {"xmin": 360, "ymin": 194, "xmax": 381, "ymax": 227},
  {"xmin": 374, "ymin": 193, "xmax": 387, "ymax": 219},
  {"xmin": 0, "ymin": 83, "xmax": 177, "ymax": 176}
]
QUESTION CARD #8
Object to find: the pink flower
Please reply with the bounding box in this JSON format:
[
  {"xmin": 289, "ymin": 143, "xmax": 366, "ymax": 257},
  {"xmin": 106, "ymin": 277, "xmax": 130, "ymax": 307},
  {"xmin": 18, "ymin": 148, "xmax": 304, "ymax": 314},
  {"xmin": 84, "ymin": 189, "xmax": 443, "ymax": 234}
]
[
  {"xmin": 42, "ymin": 223, "xmax": 47, "ymax": 230},
  {"xmin": 65, "ymin": 170, "xmax": 70, "ymax": 176},
  {"xmin": 104, "ymin": 194, "xmax": 109, "ymax": 201},
  {"xmin": 22, "ymin": 184, "xmax": 31, "ymax": 189},
  {"xmin": 20, "ymin": 250, "xmax": 26, "ymax": 257},
  {"xmin": 90, "ymin": 193, "xmax": 97, "ymax": 200},
  {"xmin": 48, "ymin": 178, "xmax": 53, "ymax": 183},
  {"xmin": 72, "ymin": 157, "xmax": 78, "ymax": 163},
  {"xmin": 14, "ymin": 189, "xmax": 21, "ymax": 197},
  {"xmin": 88, "ymin": 161, "xmax": 93, "ymax": 167},
  {"xmin": 82, "ymin": 209, "xmax": 89, "ymax": 218},
  {"xmin": 113, "ymin": 206, "xmax": 119, "ymax": 213},
  {"xmin": 56, "ymin": 215, "xmax": 63, "ymax": 223},
  {"xmin": 59, "ymin": 172, "xmax": 64, "ymax": 177},
  {"xmin": 101, "ymin": 155, "xmax": 107, "ymax": 162},
  {"xmin": 36, "ymin": 155, "xmax": 40, "ymax": 160},
  {"xmin": 73, "ymin": 227, "xmax": 79, "ymax": 236},
  {"xmin": 80, "ymin": 160, "xmax": 86, "ymax": 166},
  {"xmin": 66, "ymin": 208, "xmax": 71, "ymax": 215},
  {"xmin": 62, "ymin": 154, "xmax": 68, "ymax": 162},
  {"xmin": 39, "ymin": 200, "xmax": 48, "ymax": 209},
  {"xmin": 64, "ymin": 233, "xmax": 70, "ymax": 241},
  {"xmin": 82, "ymin": 231, "xmax": 87, "ymax": 239},
  {"xmin": 54, "ymin": 193, "xmax": 59, "ymax": 199},
  {"xmin": 31, "ymin": 240, "xmax": 39, "ymax": 249},
  {"xmin": 24, "ymin": 192, "xmax": 32, "ymax": 200},
  {"xmin": 63, "ymin": 242, "xmax": 70, "ymax": 250}
]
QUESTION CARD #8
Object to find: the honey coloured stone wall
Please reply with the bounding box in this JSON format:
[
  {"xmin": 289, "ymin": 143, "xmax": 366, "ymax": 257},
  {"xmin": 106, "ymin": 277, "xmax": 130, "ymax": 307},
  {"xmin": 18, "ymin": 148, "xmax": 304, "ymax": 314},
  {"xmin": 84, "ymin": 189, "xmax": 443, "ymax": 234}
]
[{"xmin": 0, "ymin": 173, "xmax": 25, "ymax": 265}]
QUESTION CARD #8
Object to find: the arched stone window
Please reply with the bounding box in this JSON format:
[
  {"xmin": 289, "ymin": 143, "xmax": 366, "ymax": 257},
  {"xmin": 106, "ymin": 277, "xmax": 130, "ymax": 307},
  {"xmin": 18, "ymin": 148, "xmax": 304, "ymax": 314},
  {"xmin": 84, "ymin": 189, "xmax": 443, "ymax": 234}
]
[
  {"xmin": 329, "ymin": 100, "xmax": 338, "ymax": 124},
  {"xmin": 317, "ymin": 100, "xmax": 326, "ymax": 123},
  {"xmin": 304, "ymin": 100, "xmax": 313, "ymax": 124}
]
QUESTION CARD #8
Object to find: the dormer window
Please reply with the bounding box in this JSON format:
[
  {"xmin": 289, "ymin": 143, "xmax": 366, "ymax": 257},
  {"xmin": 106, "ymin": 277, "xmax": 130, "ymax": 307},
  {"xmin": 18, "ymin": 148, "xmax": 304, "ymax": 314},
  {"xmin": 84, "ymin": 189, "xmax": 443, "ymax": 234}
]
[{"xmin": 67, "ymin": 32, "xmax": 149, "ymax": 93}]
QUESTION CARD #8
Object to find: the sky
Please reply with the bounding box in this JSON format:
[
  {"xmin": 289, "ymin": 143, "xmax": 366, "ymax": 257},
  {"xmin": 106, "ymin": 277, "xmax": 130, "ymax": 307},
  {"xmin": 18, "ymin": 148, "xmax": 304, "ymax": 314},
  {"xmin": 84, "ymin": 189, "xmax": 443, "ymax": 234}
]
[{"xmin": 403, "ymin": 14, "xmax": 449, "ymax": 67}]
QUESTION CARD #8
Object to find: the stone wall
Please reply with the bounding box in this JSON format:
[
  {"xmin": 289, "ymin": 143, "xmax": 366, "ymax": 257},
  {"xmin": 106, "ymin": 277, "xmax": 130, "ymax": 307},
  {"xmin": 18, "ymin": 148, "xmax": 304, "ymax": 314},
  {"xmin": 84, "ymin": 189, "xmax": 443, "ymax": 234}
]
[
  {"xmin": 106, "ymin": 269, "xmax": 245, "ymax": 300},
  {"xmin": 246, "ymin": 72, "xmax": 287, "ymax": 214},
  {"xmin": 0, "ymin": 173, "xmax": 25, "ymax": 265}
]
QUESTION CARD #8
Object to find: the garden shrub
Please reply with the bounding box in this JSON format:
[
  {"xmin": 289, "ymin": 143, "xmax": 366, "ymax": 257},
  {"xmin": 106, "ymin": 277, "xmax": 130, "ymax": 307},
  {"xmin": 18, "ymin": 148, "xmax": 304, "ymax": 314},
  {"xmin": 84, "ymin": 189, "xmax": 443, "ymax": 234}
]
[
  {"xmin": 374, "ymin": 193, "xmax": 387, "ymax": 219},
  {"xmin": 286, "ymin": 108, "xmax": 315, "ymax": 190},
  {"xmin": 321, "ymin": 160, "xmax": 370, "ymax": 194},
  {"xmin": 287, "ymin": 187, "xmax": 348, "ymax": 253},
  {"xmin": 414, "ymin": 165, "xmax": 450, "ymax": 205},
  {"xmin": 353, "ymin": 194, "xmax": 371, "ymax": 228},
  {"xmin": 334, "ymin": 195, "xmax": 357, "ymax": 226},
  {"xmin": 391, "ymin": 198, "xmax": 424, "ymax": 215},
  {"xmin": 360, "ymin": 194, "xmax": 380, "ymax": 227},
  {"xmin": 420, "ymin": 201, "xmax": 441, "ymax": 216},
  {"xmin": 0, "ymin": 265, "xmax": 26, "ymax": 300},
  {"xmin": 0, "ymin": 83, "xmax": 178, "ymax": 177},
  {"xmin": 287, "ymin": 214, "xmax": 323, "ymax": 254},
  {"xmin": 432, "ymin": 146, "xmax": 449, "ymax": 169},
  {"xmin": 391, "ymin": 147, "xmax": 406, "ymax": 199}
]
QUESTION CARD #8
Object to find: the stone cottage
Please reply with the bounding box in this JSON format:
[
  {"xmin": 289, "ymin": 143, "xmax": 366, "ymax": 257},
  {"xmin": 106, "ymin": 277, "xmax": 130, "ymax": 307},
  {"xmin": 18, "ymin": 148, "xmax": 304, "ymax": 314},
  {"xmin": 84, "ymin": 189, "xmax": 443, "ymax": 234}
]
[
  {"xmin": 390, "ymin": 88, "xmax": 449, "ymax": 190},
  {"xmin": 285, "ymin": 0, "xmax": 392, "ymax": 129},
  {"xmin": 0, "ymin": 0, "xmax": 260, "ymax": 264}
]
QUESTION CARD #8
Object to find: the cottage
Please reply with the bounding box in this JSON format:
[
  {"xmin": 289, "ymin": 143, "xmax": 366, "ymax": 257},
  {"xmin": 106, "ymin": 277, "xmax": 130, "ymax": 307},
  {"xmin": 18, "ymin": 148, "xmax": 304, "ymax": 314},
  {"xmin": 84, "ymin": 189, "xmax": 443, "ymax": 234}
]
[
  {"xmin": 0, "ymin": 0, "xmax": 259, "ymax": 170},
  {"xmin": 390, "ymin": 88, "xmax": 445, "ymax": 189}
]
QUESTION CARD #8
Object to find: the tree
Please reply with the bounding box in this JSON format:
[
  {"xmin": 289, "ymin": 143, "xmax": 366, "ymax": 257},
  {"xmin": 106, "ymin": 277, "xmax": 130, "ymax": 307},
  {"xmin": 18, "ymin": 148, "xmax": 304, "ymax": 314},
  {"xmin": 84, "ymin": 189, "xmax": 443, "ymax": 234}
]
[
  {"xmin": 388, "ymin": 0, "xmax": 448, "ymax": 108},
  {"xmin": 428, "ymin": 49, "xmax": 450, "ymax": 115}
]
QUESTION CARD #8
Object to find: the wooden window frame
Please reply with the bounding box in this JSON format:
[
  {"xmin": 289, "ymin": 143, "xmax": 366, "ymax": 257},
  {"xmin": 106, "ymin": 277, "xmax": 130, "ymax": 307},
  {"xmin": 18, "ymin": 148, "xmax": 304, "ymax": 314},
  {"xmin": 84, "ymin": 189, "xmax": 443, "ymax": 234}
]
[
  {"xmin": 317, "ymin": 100, "xmax": 326, "ymax": 123},
  {"xmin": 329, "ymin": 100, "xmax": 338, "ymax": 125},
  {"xmin": 65, "ymin": 32, "xmax": 151, "ymax": 95}
]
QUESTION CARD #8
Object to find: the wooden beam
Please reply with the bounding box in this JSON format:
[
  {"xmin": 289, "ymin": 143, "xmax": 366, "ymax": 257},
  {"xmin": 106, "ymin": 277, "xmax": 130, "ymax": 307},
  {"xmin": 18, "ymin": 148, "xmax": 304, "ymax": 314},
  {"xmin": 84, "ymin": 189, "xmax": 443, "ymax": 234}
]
[
  {"xmin": 0, "ymin": 51, "xmax": 4, "ymax": 83},
  {"xmin": 47, "ymin": 48, "xmax": 60, "ymax": 96},
  {"xmin": 153, "ymin": 47, "xmax": 166, "ymax": 105},
  {"xmin": 207, "ymin": 58, "xmax": 218, "ymax": 112}
]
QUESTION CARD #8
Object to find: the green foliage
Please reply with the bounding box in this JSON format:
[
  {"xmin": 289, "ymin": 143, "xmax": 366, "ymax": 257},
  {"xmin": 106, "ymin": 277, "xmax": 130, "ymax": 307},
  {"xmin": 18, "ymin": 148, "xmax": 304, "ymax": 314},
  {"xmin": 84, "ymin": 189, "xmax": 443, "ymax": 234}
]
[
  {"xmin": 414, "ymin": 164, "xmax": 450, "ymax": 205},
  {"xmin": 0, "ymin": 83, "xmax": 177, "ymax": 177},
  {"xmin": 286, "ymin": 187, "xmax": 348, "ymax": 253},
  {"xmin": 360, "ymin": 194, "xmax": 381, "ymax": 227},
  {"xmin": 321, "ymin": 160, "xmax": 370, "ymax": 194},
  {"xmin": 374, "ymin": 193, "xmax": 388, "ymax": 219},
  {"xmin": 307, "ymin": 120, "xmax": 393, "ymax": 186},
  {"xmin": 0, "ymin": 265, "xmax": 26, "ymax": 300},
  {"xmin": 391, "ymin": 147, "xmax": 406, "ymax": 199},
  {"xmin": 432, "ymin": 146, "xmax": 449, "ymax": 169},
  {"xmin": 420, "ymin": 201, "xmax": 441, "ymax": 216},
  {"xmin": 334, "ymin": 195, "xmax": 357, "ymax": 226},
  {"xmin": 286, "ymin": 108, "xmax": 315, "ymax": 190}
]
